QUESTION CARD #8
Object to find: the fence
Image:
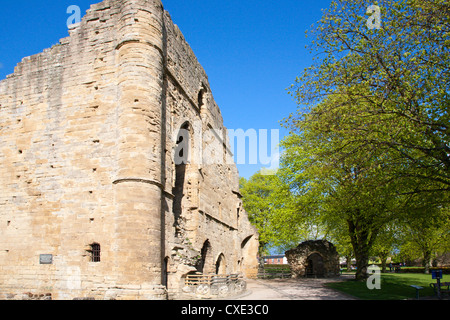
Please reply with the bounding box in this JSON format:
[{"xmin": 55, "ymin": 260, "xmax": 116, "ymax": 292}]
[
  {"xmin": 257, "ymin": 265, "xmax": 292, "ymax": 279},
  {"xmin": 183, "ymin": 273, "xmax": 247, "ymax": 298}
]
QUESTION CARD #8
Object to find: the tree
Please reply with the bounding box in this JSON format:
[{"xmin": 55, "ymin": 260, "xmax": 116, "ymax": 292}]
[
  {"xmin": 240, "ymin": 171, "xmax": 314, "ymax": 255},
  {"xmin": 288, "ymin": 0, "xmax": 450, "ymax": 195},
  {"xmin": 399, "ymin": 204, "xmax": 450, "ymax": 273},
  {"xmin": 240, "ymin": 173, "xmax": 284, "ymax": 257},
  {"xmin": 326, "ymin": 214, "xmax": 354, "ymax": 272},
  {"xmin": 282, "ymin": 0, "xmax": 449, "ymax": 280},
  {"xmin": 279, "ymin": 115, "xmax": 401, "ymax": 280},
  {"xmin": 240, "ymin": 174, "xmax": 274, "ymax": 258},
  {"xmin": 370, "ymin": 222, "xmax": 400, "ymax": 272}
]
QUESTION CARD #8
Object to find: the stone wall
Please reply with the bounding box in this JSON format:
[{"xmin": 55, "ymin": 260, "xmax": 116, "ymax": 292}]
[
  {"xmin": 0, "ymin": 0, "xmax": 258, "ymax": 300},
  {"xmin": 285, "ymin": 240, "xmax": 340, "ymax": 278}
]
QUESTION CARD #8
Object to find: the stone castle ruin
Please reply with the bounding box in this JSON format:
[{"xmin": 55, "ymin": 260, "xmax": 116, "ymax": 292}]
[{"xmin": 0, "ymin": 0, "xmax": 259, "ymax": 300}]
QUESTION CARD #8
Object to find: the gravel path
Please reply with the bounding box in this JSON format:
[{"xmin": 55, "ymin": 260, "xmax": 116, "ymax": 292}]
[{"xmin": 236, "ymin": 276, "xmax": 355, "ymax": 300}]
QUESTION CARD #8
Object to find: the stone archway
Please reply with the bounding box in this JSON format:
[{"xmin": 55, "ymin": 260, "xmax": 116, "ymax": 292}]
[
  {"xmin": 306, "ymin": 252, "xmax": 325, "ymax": 277},
  {"xmin": 197, "ymin": 240, "xmax": 214, "ymax": 274},
  {"xmin": 215, "ymin": 254, "xmax": 226, "ymax": 275},
  {"xmin": 240, "ymin": 235, "xmax": 259, "ymax": 279},
  {"xmin": 285, "ymin": 240, "xmax": 340, "ymax": 278}
]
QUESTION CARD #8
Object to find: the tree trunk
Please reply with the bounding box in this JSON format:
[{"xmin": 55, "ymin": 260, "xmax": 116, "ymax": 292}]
[
  {"xmin": 258, "ymin": 242, "xmax": 267, "ymax": 272},
  {"xmin": 346, "ymin": 256, "xmax": 352, "ymax": 272},
  {"xmin": 380, "ymin": 253, "xmax": 388, "ymax": 273},
  {"xmin": 354, "ymin": 247, "xmax": 370, "ymax": 281},
  {"xmin": 347, "ymin": 213, "xmax": 377, "ymax": 281},
  {"xmin": 423, "ymin": 250, "xmax": 432, "ymax": 274}
]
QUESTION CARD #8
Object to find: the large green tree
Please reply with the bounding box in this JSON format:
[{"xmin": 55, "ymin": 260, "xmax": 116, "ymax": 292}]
[
  {"xmin": 280, "ymin": 109, "xmax": 402, "ymax": 280},
  {"xmin": 239, "ymin": 174, "xmax": 278, "ymax": 257},
  {"xmin": 398, "ymin": 201, "xmax": 450, "ymax": 272},
  {"xmin": 281, "ymin": 0, "xmax": 449, "ymax": 280},
  {"xmin": 288, "ymin": 0, "xmax": 450, "ymax": 194},
  {"xmin": 240, "ymin": 171, "xmax": 316, "ymax": 255},
  {"xmin": 370, "ymin": 222, "xmax": 400, "ymax": 272}
]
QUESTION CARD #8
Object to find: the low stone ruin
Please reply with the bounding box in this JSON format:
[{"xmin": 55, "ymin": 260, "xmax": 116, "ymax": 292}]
[{"xmin": 285, "ymin": 240, "xmax": 340, "ymax": 278}]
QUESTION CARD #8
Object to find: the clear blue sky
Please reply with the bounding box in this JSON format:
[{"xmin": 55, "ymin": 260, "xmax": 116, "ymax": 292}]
[{"xmin": 0, "ymin": 0, "xmax": 332, "ymax": 179}]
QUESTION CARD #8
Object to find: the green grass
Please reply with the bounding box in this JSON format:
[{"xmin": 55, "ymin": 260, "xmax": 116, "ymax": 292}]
[{"xmin": 326, "ymin": 273, "xmax": 447, "ymax": 300}]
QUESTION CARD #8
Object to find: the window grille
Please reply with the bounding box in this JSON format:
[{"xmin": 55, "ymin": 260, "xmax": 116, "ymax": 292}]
[{"xmin": 89, "ymin": 243, "xmax": 101, "ymax": 262}]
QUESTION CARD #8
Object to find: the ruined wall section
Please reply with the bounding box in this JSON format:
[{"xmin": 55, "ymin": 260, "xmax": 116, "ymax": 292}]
[
  {"xmin": 164, "ymin": 10, "xmax": 241, "ymax": 232},
  {"xmin": 162, "ymin": 11, "xmax": 258, "ymax": 284}
]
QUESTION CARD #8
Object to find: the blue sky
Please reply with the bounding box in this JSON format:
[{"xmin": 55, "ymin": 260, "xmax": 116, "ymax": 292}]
[{"xmin": 0, "ymin": 0, "xmax": 332, "ymax": 179}]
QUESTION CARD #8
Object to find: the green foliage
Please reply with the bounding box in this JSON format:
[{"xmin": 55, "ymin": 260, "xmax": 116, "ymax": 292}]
[
  {"xmin": 370, "ymin": 222, "xmax": 401, "ymax": 270},
  {"xmin": 288, "ymin": 0, "xmax": 450, "ymax": 192},
  {"xmin": 240, "ymin": 174, "xmax": 279, "ymax": 255},
  {"xmin": 240, "ymin": 1, "xmax": 449, "ymax": 281},
  {"xmin": 280, "ymin": 92, "xmax": 404, "ymax": 279},
  {"xmin": 397, "ymin": 206, "xmax": 450, "ymax": 270},
  {"xmin": 279, "ymin": 0, "xmax": 449, "ymax": 280},
  {"xmin": 396, "ymin": 267, "xmax": 450, "ymax": 274},
  {"xmin": 240, "ymin": 172, "xmax": 306, "ymax": 254}
]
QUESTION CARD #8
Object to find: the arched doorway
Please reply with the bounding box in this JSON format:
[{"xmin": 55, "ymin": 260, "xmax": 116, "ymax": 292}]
[
  {"xmin": 215, "ymin": 254, "xmax": 226, "ymax": 275},
  {"xmin": 197, "ymin": 240, "xmax": 214, "ymax": 274},
  {"xmin": 240, "ymin": 236, "xmax": 252, "ymax": 273},
  {"xmin": 306, "ymin": 253, "xmax": 325, "ymax": 277}
]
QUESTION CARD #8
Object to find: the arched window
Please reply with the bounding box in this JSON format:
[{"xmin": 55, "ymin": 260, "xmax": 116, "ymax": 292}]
[
  {"xmin": 198, "ymin": 85, "xmax": 207, "ymax": 110},
  {"xmin": 174, "ymin": 122, "xmax": 190, "ymax": 165},
  {"xmin": 162, "ymin": 257, "xmax": 169, "ymax": 288},
  {"xmin": 173, "ymin": 123, "xmax": 191, "ymax": 235}
]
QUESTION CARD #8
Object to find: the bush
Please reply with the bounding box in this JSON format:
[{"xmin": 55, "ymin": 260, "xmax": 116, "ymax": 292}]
[
  {"xmin": 258, "ymin": 264, "xmax": 292, "ymax": 279},
  {"xmin": 397, "ymin": 267, "xmax": 450, "ymax": 274},
  {"xmin": 263, "ymin": 264, "xmax": 291, "ymax": 273},
  {"xmin": 264, "ymin": 264, "xmax": 291, "ymax": 269}
]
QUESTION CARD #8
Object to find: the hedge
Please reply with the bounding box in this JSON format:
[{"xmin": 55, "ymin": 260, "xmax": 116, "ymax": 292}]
[{"xmin": 397, "ymin": 267, "xmax": 450, "ymax": 274}]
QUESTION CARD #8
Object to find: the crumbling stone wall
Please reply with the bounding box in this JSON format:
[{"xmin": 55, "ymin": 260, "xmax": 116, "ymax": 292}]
[
  {"xmin": 0, "ymin": 0, "xmax": 258, "ymax": 300},
  {"xmin": 285, "ymin": 240, "xmax": 340, "ymax": 278}
]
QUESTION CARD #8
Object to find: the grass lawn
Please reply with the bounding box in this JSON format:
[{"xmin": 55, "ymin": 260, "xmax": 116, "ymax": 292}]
[{"xmin": 326, "ymin": 273, "xmax": 448, "ymax": 300}]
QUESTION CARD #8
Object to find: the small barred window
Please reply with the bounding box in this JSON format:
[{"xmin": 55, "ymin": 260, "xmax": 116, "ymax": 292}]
[{"xmin": 88, "ymin": 243, "xmax": 101, "ymax": 262}]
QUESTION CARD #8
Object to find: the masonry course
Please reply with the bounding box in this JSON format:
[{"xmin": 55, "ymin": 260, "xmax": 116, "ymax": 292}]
[{"xmin": 0, "ymin": 0, "xmax": 258, "ymax": 300}]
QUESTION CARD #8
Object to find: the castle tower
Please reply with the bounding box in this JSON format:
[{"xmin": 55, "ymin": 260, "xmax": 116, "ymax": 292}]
[
  {"xmin": 0, "ymin": 0, "xmax": 259, "ymax": 300},
  {"xmin": 113, "ymin": 0, "xmax": 166, "ymax": 296}
]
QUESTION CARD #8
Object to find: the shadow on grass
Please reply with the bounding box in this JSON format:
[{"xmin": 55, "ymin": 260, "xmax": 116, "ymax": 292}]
[{"xmin": 326, "ymin": 273, "xmax": 441, "ymax": 300}]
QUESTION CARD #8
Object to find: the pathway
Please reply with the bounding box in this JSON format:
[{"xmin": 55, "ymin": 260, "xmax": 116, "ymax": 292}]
[{"xmin": 235, "ymin": 276, "xmax": 355, "ymax": 300}]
